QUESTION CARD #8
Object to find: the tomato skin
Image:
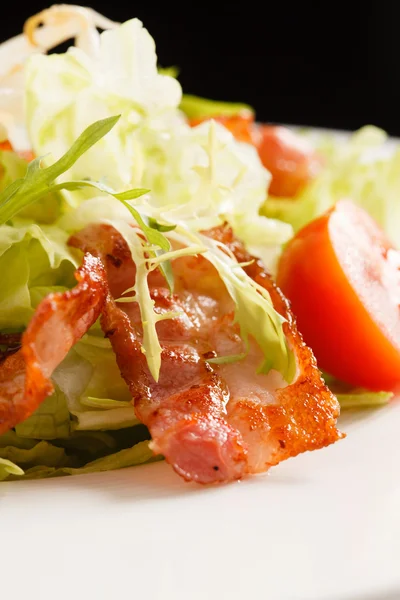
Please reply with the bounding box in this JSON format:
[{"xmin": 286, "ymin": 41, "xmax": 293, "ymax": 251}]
[
  {"xmin": 255, "ymin": 125, "xmax": 322, "ymax": 197},
  {"xmin": 277, "ymin": 200, "xmax": 400, "ymax": 391},
  {"xmin": 188, "ymin": 113, "xmax": 255, "ymax": 144}
]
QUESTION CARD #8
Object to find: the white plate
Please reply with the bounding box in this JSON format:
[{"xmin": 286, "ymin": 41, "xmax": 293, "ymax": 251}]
[
  {"xmin": 2, "ymin": 125, "xmax": 400, "ymax": 600},
  {"xmin": 2, "ymin": 401, "xmax": 400, "ymax": 600}
]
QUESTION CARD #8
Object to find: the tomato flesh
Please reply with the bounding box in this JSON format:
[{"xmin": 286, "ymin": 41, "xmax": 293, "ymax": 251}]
[
  {"xmin": 255, "ymin": 125, "xmax": 322, "ymax": 197},
  {"xmin": 277, "ymin": 200, "xmax": 400, "ymax": 391}
]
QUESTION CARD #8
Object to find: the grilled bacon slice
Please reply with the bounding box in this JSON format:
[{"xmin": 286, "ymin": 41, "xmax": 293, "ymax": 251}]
[
  {"xmin": 70, "ymin": 224, "xmax": 342, "ymax": 483},
  {"xmin": 0, "ymin": 254, "xmax": 107, "ymax": 435}
]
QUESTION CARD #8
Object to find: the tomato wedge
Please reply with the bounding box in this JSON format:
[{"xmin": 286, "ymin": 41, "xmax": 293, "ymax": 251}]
[
  {"xmin": 277, "ymin": 200, "xmax": 400, "ymax": 391},
  {"xmin": 255, "ymin": 125, "xmax": 322, "ymax": 197}
]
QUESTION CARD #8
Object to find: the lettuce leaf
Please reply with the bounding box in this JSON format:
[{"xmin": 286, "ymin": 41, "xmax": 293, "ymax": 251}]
[
  {"xmin": 15, "ymin": 386, "xmax": 71, "ymax": 439},
  {"xmin": 0, "ymin": 440, "xmax": 69, "ymax": 469},
  {"xmin": 322, "ymin": 371, "xmax": 393, "ymax": 409},
  {"xmin": 0, "ymin": 458, "xmax": 24, "ymax": 481},
  {"xmin": 179, "ymin": 94, "xmax": 254, "ymax": 119},
  {"xmin": 336, "ymin": 391, "xmax": 393, "ymax": 409},
  {"xmin": 25, "ymin": 19, "xmax": 291, "ymax": 273},
  {"xmin": 52, "ymin": 333, "xmax": 139, "ymax": 430},
  {"xmin": 141, "ymin": 119, "xmax": 292, "ymax": 271},
  {"xmin": 25, "ymin": 19, "xmax": 182, "ymax": 191},
  {"xmin": 4, "ymin": 440, "xmax": 157, "ymax": 481},
  {"xmin": 0, "ymin": 223, "xmax": 76, "ymax": 329}
]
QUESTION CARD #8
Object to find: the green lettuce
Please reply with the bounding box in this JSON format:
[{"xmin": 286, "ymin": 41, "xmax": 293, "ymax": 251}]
[
  {"xmin": 25, "ymin": 19, "xmax": 182, "ymax": 191},
  {"xmin": 322, "ymin": 372, "xmax": 393, "ymax": 409},
  {"xmin": 336, "ymin": 391, "xmax": 393, "ymax": 409},
  {"xmin": 179, "ymin": 94, "xmax": 254, "ymax": 119},
  {"xmin": 140, "ymin": 119, "xmax": 292, "ymax": 271},
  {"xmin": 0, "ymin": 429, "xmax": 156, "ymax": 481},
  {"xmin": 52, "ymin": 332, "xmax": 139, "ymax": 431},
  {"xmin": 15, "ymin": 386, "xmax": 71, "ymax": 439},
  {"xmin": 0, "ymin": 440, "xmax": 69, "ymax": 469},
  {"xmin": 24, "ymin": 19, "xmax": 292, "ymax": 273},
  {"xmin": 6, "ymin": 440, "xmax": 157, "ymax": 480},
  {"xmin": 0, "ymin": 458, "xmax": 24, "ymax": 481},
  {"xmin": 0, "ymin": 115, "xmax": 126, "ymax": 221},
  {"xmin": 0, "ymin": 223, "xmax": 77, "ymax": 330}
]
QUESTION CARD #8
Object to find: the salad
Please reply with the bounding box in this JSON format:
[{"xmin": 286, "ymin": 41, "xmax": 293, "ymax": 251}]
[{"xmin": 0, "ymin": 5, "xmax": 397, "ymax": 483}]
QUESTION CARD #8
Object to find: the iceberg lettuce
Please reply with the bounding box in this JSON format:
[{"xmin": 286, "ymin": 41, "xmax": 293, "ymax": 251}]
[
  {"xmin": 0, "ymin": 223, "xmax": 76, "ymax": 329},
  {"xmin": 25, "ymin": 18, "xmax": 182, "ymax": 191},
  {"xmin": 24, "ymin": 19, "xmax": 292, "ymax": 270}
]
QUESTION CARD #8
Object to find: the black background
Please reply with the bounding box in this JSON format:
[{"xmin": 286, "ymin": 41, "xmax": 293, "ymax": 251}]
[{"xmin": 3, "ymin": 3, "xmax": 400, "ymax": 134}]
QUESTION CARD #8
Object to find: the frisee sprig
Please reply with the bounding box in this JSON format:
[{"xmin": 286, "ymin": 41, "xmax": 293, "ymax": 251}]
[{"xmin": 109, "ymin": 219, "xmax": 206, "ymax": 381}]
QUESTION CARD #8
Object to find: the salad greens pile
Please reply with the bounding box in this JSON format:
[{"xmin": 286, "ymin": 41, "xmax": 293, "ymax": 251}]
[
  {"xmin": 0, "ymin": 14, "xmax": 295, "ymax": 480},
  {"xmin": 262, "ymin": 125, "xmax": 400, "ymax": 247},
  {"xmin": 0, "ymin": 8, "xmax": 396, "ymax": 481}
]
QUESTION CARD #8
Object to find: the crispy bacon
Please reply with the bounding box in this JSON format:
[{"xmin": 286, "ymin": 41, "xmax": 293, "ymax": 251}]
[
  {"xmin": 101, "ymin": 295, "xmax": 247, "ymax": 483},
  {"xmin": 70, "ymin": 225, "xmax": 248, "ymax": 482},
  {"xmin": 0, "ymin": 254, "xmax": 107, "ymax": 435},
  {"xmin": 207, "ymin": 225, "xmax": 344, "ymax": 470},
  {"xmin": 69, "ymin": 224, "xmax": 342, "ymax": 483}
]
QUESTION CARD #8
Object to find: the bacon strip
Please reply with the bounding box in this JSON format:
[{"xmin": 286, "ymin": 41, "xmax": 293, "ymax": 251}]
[
  {"xmin": 102, "ymin": 295, "xmax": 247, "ymax": 483},
  {"xmin": 207, "ymin": 225, "xmax": 344, "ymax": 471},
  {"xmin": 70, "ymin": 225, "xmax": 248, "ymax": 483},
  {"xmin": 70, "ymin": 224, "xmax": 342, "ymax": 483},
  {"xmin": 0, "ymin": 254, "xmax": 107, "ymax": 435}
]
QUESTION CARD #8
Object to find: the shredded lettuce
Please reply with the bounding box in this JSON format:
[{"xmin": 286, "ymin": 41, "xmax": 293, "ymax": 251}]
[
  {"xmin": 25, "ymin": 19, "xmax": 182, "ymax": 191},
  {"xmin": 141, "ymin": 119, "xmax": 292, "ymax": 270},
  {"xmin": 24, "ymin": 21, "xmax": 292, "ymax": 272},
  {"xmin": 0, "ymin": 149, "xmax": 28, "ymax": 192}
]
